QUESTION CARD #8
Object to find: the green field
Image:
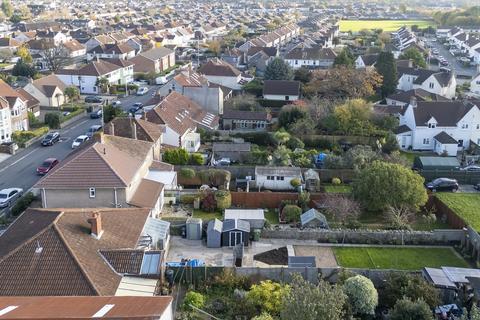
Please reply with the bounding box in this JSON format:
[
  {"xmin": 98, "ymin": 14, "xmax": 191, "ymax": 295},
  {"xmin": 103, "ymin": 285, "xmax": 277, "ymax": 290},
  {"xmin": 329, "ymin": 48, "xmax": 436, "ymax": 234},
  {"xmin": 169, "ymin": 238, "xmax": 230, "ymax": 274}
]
[
  {"xmin": 436, "ymin": 193, "xmax": 480, "ymax": 231},
  {"xmin": 333, "ymin": 247, "xmax": 468, "ymax": 270},
  {"xmin": 323, "ymin": 184, "xmax": 352, "ymax": 194},
  {"xmin": 339, "ymin": 20, "xmax": 435, "ymax": 32}
]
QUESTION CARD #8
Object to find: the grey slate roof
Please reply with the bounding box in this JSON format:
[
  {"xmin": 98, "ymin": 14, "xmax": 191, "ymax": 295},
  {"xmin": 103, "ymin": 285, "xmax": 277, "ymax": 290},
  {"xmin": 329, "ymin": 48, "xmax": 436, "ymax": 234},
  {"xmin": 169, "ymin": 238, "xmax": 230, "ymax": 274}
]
[
  {"xmin": 263, "ymin": 80, "xmax": 300, "ymax": 96},
  {"xmin": 208, "ymin": 219, "xmax": 223, "ymax": 233},
  {"xmin": 434, "ymin": 131, "xmax": 458, "ymax": 144},
  {"xmin": 222, "ymin": 219, "xmax": 250, "ymax": 232},
  {"xmin": 412, "ymin": 101, "xmax": 478, "ymax": 127}
]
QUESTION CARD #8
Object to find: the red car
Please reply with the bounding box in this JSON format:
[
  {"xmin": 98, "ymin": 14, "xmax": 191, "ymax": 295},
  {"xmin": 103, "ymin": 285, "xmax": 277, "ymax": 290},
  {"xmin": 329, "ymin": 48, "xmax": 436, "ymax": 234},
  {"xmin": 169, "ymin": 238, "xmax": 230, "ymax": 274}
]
[{"xmin": 36, "ymin": 158, "xmax": 59, "ymax": 175}]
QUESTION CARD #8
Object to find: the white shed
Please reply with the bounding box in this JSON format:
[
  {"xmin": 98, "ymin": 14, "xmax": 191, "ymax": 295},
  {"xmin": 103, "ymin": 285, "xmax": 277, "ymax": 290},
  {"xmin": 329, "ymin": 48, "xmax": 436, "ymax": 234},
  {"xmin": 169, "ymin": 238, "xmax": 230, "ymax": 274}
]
[{"xmin": 224, "ymin": 209, "xmax": 265, "ymax": 230}]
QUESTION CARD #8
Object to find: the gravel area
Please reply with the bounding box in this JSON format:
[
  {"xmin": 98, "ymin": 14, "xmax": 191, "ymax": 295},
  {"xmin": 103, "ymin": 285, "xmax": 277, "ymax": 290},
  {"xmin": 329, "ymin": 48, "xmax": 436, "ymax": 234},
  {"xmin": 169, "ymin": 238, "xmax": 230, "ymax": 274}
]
[{"xmin": 294, "ymin": 245, "xmax": 338, "ymax": 268}]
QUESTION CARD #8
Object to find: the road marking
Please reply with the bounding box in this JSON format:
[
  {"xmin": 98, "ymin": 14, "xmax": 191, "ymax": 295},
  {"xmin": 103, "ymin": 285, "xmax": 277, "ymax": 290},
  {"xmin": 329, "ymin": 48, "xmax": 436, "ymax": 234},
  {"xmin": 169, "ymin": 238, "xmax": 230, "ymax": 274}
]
[
  {"xmin": 65, "ymin": 119, "xmax": 89, "ymax": 132},
  {"xmin": 0, "ymin": 147, "xmax": 39, "ymax": 174}
]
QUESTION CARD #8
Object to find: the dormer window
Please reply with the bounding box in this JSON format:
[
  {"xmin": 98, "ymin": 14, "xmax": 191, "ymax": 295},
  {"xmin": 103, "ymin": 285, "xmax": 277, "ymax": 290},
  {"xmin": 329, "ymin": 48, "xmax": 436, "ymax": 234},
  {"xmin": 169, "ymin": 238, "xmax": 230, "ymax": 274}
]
[{"xmin": 428, "ymin": 123, "xmax": 436, "ymax": 128}]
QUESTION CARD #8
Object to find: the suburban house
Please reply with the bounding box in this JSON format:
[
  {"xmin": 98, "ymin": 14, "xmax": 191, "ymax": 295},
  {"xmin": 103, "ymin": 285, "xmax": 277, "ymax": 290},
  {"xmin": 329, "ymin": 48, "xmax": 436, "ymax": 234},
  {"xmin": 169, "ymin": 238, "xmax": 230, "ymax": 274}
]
[
  {"xmin": 355, "ymin": 54, "xmax": 378, "ymax": 69},
  {"xmin": 0, "ymin": 207, "xmax": 170, "ymax": 296},
  {"xmin": 395, "ymin": 97, "xmax": 480, "ymax": 155},
  {"xmin": 0, "ymin": 37, "xmax": 21, "ymax": 53},
  {"xmin": 87, "ymin": 43, "xmax": 136, "ymax": 61},
  {"xmin": 397, "ymin": 67, "xmax": 457, "ymax": 99},
  {"xmin": 255, "ymin": 166, "xmax": 303, "ymax": 191},
  {"xmin": 470, "ymin": 72, "xmax": 480, "ymax": 98},
  {"xmin": 198, "ymin": 58, "xmax": 250, "ymax": 90},
  {"xmin": 245, "ymin": 47, "xmax": 278, "ymax": 75},
  {"xmin": 221, "ymin": 110, "xmax": 271, "ymax": 131},
  {"xmin": 23, "ymin": 74, "xmax": 68, "ymax": 108},
  {"xmin": 34, "ymin": 134, "xmax": 169, "ymax": 216},
  {"xmin": 386, "ymin": 88, "xmax": 450, "ymax": 106},
  {"xmin": 0, "ymin": 97, "xmax": 12, "ymax": 143},
  {"xmin": 285, "ymin": 47, "xmax": 337, "ymax": 69},
  {"xmin": 146, "ymin": 92, "xmax": 219, "ymax": 152},
  {"xmin": 56, "ymin": 59, "xmax": 134, "ymax": 94},
  {"xmin": 160, "ymin": 70, "xmax": 230, "ymax": 115},
  {"xmin": 16, "ymin": 88, "xmax": 41, "ymax": 117},
  {"xmin": 263, "ymin": 80, "xmax": 300, "ymax": 101},
  {"xmin": 62, "ymin": 39, "xmax": 87, "ymax": 58},
  {"xmin": 0, "ymin": 296, "xmax": 174, "ymax": 320},
  {"xmin": 0, "ymin": 79, "xmax": 29, "ymax": 132},
  {"xmin": 84, "ymin": 32, "xmax": 134, "ymax": 51},
  {"xmin": 130, "ymin": 47, "xmax": 175, "ymax": 74}
]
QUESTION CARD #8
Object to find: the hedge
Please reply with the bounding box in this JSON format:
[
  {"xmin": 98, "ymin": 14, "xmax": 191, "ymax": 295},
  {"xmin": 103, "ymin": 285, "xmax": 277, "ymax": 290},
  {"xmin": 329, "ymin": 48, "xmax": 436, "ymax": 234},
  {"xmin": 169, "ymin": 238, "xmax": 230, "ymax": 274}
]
[
  {"xmin": 10, "ymin": 192, "xmax": 35, "ymax": 216},
  {"xmin": 12, "ymin": 126, "xmax": 49, "ymax": 147}
]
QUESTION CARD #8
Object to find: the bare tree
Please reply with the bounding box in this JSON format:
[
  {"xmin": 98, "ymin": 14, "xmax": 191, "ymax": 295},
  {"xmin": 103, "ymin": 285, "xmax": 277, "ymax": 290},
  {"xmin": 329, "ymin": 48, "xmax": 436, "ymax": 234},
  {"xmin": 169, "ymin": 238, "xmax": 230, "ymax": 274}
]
[
  {"xmin": 323, "ymin": 194, "xmax": 361, "ymax": 225},
  {"xmin": 40, "ymin": 43, "xmax": 71, "ymax": 72},
  {"xmin": 385, "ymin": 205, "xmax": 415, "ymax": 230}
]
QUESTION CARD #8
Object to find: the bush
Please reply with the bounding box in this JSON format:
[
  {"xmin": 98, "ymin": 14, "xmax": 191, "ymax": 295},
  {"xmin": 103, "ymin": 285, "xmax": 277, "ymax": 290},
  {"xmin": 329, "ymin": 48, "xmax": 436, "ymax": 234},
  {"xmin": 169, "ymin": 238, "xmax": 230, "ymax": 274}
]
[
  {"xmin": 180, "ymin": 194, "xmax": 197, "ymax": 204},
  {"xmin": 182, "ymin": 291, "xmax": 205, "ymax": 311},
  {"xmin": 179, "ymin": 168, "xmax": 196, "ymax": 179},
  {"xmin": 343, "ymin": 275, "xmax": 378, "ymax": 316},
  {"xmin": 163, "ymin": 149, "xmax": 189, "ymax": 165},
  {"xmin": 286, "ymin": 136, "xmax": 305, "ymax": 150},
  {"xmin": 44, "ymin": 112, "xmax": 61, "ymax": 129},
  {"xmin": 12, "ymin": 126, "xmax": 49, "ymax": 147},
  {"xmin": 10, "ymin": 192, "xmax": 35, "ymax": 216},
  {"xmin": 332, "ymin": 177, "xmax": 342, "ymax": 185},
  {"xmin": 198, "ymin": 169, "xmax": 231, "ymax": 188},
  {"xmin": 189, "ymin": 153, "xmax": 204, "ymax": 165},
  {"xmin": 215, "ymin": 190, "xmax": 232, "ymax": 210},
  {"xmin": 283, "ymin": 205, "xmax": 302, "ymax": 223},
  {"xmin": 290, "ymin": 178, "xmax": 301, "ymax": 188},
  {"xmin": 233, "ymin": 132, "xmax": 277, "ymax": 147}
]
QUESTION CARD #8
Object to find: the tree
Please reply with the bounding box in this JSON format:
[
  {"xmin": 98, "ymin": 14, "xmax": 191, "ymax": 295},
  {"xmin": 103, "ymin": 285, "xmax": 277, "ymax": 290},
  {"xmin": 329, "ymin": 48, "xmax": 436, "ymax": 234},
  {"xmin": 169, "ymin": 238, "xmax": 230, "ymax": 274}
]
[
  {"xmin": 163, "ymin": 148, "xmax": 189, "ymax": 165},
  {"xmin": 343, "ymin": 275, "xmax": 378, "ymax": 316},
  {"xmin": 273, "ymin": 129, "xmax": 291, "ymax": 146},
  {"xmin": 246, "ymin": 280, "xmax": 289, "ymax": 316},
  {"xmin": 386, "ymin": 205, "xmax": 415, "ymax": 230},
  {"xmin": 333, "ymin": 48, "xmax": 354, "ymax": 68},
  {"xmin": 280, "ymin": 274, "xmax": 346, "ymax": 320},
  {"xmin": 278, "ymin": 105, "xmax": 308, "ymax": 129},
  {"xmin": 103, "ymin": 105, "xmax": 124, "ymax": 123},
  {"xmin": 344, "ymin": 145, "xmax": 379, "ymax": 170},
  {"xmin": 294, "ymin": 67, "xmax": 312, "ymax": 83},
  {"xmin": 252, "ymin": 313, "xmax": 274, "ymax": 320},
  {"xmin": 375, "ymin": 51, "xmax": 397, "ymax": 98},
  {"xmin": 189, "ymin": 153, "xmax": 204, "ymax": 165},
  {"xmin": 44, "ymin": 112, "xmax": 61, "ymax": 129},
  {"xmin": 96, "ymin": 77, "xmax": 110, "ymax": 94},
  {"xmin": 64, "ymin": 86, "xmax": 79, "ymax": 107},
  {"xmin": 330, "ymin": 99, "xmax": 376, "ymax": 136},
  {"xmin": 323, "ymin": 194, "xmax": 361, "ymax": 225},
  {"xmin": 41, "ymin": 43, "xmax": 71, "ymax": 72},
  {"xmin": 461, "ymin": 305, "xmax": 480, "ymax": 320},
  {"xmin": 16, "ymin": 45, "xmax": 32, "ymax": 63},
  {"xmin": 304, "ymin": 67, "xmax": 382, "ymax": 99},
  {"xmin": 225, "ymin": 93, "xmax": 260, "ymax": 111},
  {"xmin": 390, "ymin": 298, "xmax": 433, "ymax": 320},
  {"xmin": 264, "ymin": 57, "xmax": 294, "ymax": 80},
  {"xmin": 283, "ymin": 204, "xmax": 302, "ymax": 223},
  {"xmin": 399, "ymin": 48, "xmax": 427, "ymax": 68},
  {"xmin": 352, "ymin": 161, "xmax": 428, "ymax": 212},
  {"xmin": 1, "ymin": 0, "xmax": 12, "ymax": 17},
  {"xmin": 288, "ymin": 117, "xmax": 316, "ymax": 136},
  {"xmin": 12, "ymin": 60, "xmax": 36, "ymax": 77},
  {"xmin": 207, "ymin": 40, "xmax": 221, "ymax": 57}
]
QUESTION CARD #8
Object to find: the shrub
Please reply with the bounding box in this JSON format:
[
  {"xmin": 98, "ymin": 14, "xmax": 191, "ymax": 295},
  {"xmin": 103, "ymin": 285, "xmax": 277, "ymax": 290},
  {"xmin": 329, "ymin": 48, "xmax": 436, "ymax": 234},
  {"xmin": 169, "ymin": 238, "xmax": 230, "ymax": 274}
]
[
  {"xmin": 198, "ymin": 169, "xmax": 231, "ymax": 188},
  {"xmin": 215, "ymin": 190, "xmax": 231, "ymax": 210},
  {"xmin": 180, "ymin": 194, "xmax": 197, "ymax": 204},
  {"xmin": 332, "ymin": 177, "xmax": 342, "ymax": 185},
  {"xmin": 246, "ymin": 280, "xmax": 290, "ymax": 316},
  {"xmin": 290, "ymin": 178, "xmax": 301, "ymax": 188},
  {"xmin": 189, "ymin": 153, "xmax": 204, "ymax": 165},
  {"xmin": 201, "ymin": 191, "xmax": 216, "ymax": 212},
  {"xmin": 283, "ymin": 205, "xmax": 302, "ymax": 223},
  {"xmin": 286, "ymin": 136, "xmax": 305, "ymax": 150},
  {"xmin": 163, "ymin": 148, "xmax": 189, "ymax": 165},
  {"xmin": 179, "ymin": 168, "xmax": 196, "ymax": 179},
  {"xmin": 10, "ymin": 192, "xmax": 35, "ymax": 216},
  {"xmin": 44, "ymin": 112, "xmax": 61, "ymax": 129},
  {"xmin": 182, "ymin": 291, "xmax": 205, "ymax": 311},
  {"xmin": 343, "ymin": 275, "xmax": 378, "ymax": 316}
]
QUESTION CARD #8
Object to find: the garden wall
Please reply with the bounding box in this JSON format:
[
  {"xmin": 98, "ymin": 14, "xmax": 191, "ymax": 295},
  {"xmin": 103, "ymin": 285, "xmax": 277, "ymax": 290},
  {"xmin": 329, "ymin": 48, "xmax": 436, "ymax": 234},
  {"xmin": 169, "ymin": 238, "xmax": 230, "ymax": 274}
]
[{"xmin": 260, "ymin": 228, "xmax": 464, "ymax": 246}]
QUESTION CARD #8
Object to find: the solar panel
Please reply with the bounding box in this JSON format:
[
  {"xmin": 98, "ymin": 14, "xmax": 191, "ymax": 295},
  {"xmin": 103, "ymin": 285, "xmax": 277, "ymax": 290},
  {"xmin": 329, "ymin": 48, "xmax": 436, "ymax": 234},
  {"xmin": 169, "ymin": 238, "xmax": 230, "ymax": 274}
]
[{"xmin": 140, "ymin": 252, "xmax": 161, "ymax": 275}]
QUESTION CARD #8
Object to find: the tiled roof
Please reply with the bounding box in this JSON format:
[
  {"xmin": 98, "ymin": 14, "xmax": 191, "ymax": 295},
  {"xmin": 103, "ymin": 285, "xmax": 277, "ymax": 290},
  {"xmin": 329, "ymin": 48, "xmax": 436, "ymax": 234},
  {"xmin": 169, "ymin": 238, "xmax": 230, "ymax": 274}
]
[
  {"xmin": 35, "ymin": 135, "xmax": 153, "ymax": 189},
  {"xmin": 32, "ymin": 74, "xmax": 67, "ymax": 97},
  {"xmin": 198, "ymin": 58, "xmax": 241, "ymax": 77},
  {"xmin": 263, "ymin": 80, "xmax": 300, "ymax": 96},
  {"xmin": 104, "ymin": 117, "xmax": 163, "ymax": 143},
  {"xmin": 128, "ymin": 178, "xmax": 164, "ymax": 208},
  {"xmin": 413, "ymin": 101, "xmax": 478, "ymax": 127}
]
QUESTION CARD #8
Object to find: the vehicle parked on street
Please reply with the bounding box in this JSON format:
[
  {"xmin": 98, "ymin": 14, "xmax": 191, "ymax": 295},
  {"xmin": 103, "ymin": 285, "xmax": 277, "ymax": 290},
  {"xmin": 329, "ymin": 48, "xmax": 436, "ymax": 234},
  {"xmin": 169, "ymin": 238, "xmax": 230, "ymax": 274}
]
[
  {"xmin": 136, "ymin": 87, "xmax": 149, "ymax": 95},
  {"xmin": 425, "ymin": 178, "xmax": 459, "ymax": 192},
  {"xmin": 129, "ymin": 102, "xmax": 144, "ymax": 114},
  {"xmin": 86, "ymin": 125, "xmax": 102, "ymax": 138},
  {"xmin": 460, "ymin": 165, "xmax": 480, "ymax": 172},
  {"xmin": 71, "ymin": 135, "xmax": 90, "ymax": 149},
  {"xmin": 36, "ymin": 158, "xmax": 59, "ymax": 175},
  {"xmin": 41, "ymin": 132, "xmax": 60, "ymax": 146},
  {"xmin": 0, "ymin": 188, "xmax": 23, "ymax": 208},
  {"xmin": 90, "ymin": 109, "xmax": 103, "ymax": 119},
  {"xmin": 474, "ymin": 183, "xmax": 480, "ymax": 191},
  {"xmin": 84, "ymin": 96, "xmax": 103, "ymax": 103}
]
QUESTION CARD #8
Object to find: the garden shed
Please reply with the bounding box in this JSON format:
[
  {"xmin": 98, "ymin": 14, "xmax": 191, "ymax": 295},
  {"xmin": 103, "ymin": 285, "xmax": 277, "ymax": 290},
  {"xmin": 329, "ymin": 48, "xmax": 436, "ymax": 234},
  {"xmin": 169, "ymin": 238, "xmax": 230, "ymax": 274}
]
[
  {"xmin": 303, "ymin": 169, "xmax": 320, "ymax": 192},
  {"xmin": 221, "ymin": 219, "xmax": 250, "ymax": 247},
  {"xmin": 207, "ymin": 219, "xmax": 223, "ymax": 248},
  {"xmin": 413, "ymin": 156, "xmax": 460, "ymax": 171},
  {"xmin": 186, "ymin": 218, "xmax": 202, "ymax": 240},
  {"xmin": 300, "ymin": 209, "xmax": 329, "ymax": 229},
  {"xmin": 224, "ymin": 209, "xmax": 265, "ymax": 230}
]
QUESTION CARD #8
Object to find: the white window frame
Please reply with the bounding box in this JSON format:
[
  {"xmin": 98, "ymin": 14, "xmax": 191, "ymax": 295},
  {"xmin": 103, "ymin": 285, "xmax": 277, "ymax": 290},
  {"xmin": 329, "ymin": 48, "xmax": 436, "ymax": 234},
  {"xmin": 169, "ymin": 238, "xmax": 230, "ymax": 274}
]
[{"xmin": 89, "ymin": 187, "xmax": 96, "ymax": 198}]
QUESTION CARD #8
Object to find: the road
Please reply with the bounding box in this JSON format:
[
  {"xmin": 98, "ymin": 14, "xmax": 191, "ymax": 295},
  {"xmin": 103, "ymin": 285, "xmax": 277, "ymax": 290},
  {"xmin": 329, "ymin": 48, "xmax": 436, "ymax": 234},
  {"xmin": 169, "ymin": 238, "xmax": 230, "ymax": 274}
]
[{"xmin": 0, "ymin": 84, "xmax": 161, "ymax": 195}]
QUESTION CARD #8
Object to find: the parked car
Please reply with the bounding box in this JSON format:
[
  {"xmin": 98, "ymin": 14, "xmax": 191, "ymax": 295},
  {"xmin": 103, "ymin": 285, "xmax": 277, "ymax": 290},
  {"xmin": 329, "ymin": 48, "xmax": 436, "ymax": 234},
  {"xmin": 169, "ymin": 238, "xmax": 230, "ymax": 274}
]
[
  {"xmin": 86, "ymin": 125, "xmax": 102, "ymax": 138},
  {"xmin": 112, "ymin": 101, "xmax": 122, "ymax": 107},
  {"xmin": 129, "ymin": 102, "xmax": 144, "ymax": 114},
  {"xmin": 474, "ymin": 183, "xmax": 480, "ymax": 191},
  {"xmin": 0, "ymin": 188, "xmax": 23, "ymax": 208},
  {"xmin": 90, "ymin": 109, "xmax": 103, "ymax": 119},
  {"xmin": 84, "ymin": 96, "xmax": 103, "ymax": 104},
  {"xmin": 72, "ymin": 135, "xmax": 89, "ymax": 149},
  {"xmin": 36, "ymin": 158, "xmax": 59, "ymax": 175},
  {"xmin": 136, "ymin": 87, "xmax": 149, "ymax": 95},
  {"xmin": 425, "ymin": 178, "xmax": 459, "ymax": 192},
  {"xmin": 460, "ymin": 165, "xmax": 480, "ymax": 172},
  {"xmin": 215, "ymin": 158, "xmax": 231, "ymax": 166},
  {"xmin": 41, "ymin": 132, "xmax": 60, "ymax": 146}
]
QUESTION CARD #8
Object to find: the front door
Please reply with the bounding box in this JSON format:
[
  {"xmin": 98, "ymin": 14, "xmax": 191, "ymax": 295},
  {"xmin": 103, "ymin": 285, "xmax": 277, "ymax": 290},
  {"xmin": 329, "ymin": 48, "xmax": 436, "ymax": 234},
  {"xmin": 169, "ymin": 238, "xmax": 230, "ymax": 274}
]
[
  {"xmin": 229, "ymin": 231, "xmax": 242, "ymax": 247},
  {"xmin": 401, "ymin": 136, "xmax": 407, "ymax": 149}
]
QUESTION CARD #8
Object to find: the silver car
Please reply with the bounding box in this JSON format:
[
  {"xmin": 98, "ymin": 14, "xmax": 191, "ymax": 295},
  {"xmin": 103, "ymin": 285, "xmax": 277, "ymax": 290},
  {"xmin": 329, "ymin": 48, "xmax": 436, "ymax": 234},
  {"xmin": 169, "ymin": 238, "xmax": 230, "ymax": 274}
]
[{"xmin": 0, "ymin": 188, "xmax": 23, "ymax": 208}]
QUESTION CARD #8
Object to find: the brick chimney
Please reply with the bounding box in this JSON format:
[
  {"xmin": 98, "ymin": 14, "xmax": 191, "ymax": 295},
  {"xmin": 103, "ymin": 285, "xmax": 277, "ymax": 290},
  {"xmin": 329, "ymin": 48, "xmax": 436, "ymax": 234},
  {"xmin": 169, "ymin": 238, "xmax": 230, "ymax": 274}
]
[
  {"xmin": 109, "ymin": 122, "xmax": 115, "ymax": 136},
  {"xmin": 87, "ymin": 211, "xmax": 103, "ymax": 239}
]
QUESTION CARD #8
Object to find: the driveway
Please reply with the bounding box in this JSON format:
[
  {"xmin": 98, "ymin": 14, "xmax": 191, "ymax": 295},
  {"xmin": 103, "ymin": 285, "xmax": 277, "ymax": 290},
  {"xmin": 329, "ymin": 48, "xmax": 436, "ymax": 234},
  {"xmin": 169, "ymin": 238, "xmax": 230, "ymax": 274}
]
[{"xmin": 458, "ymin": 184, "xmax": 478, "ymax": 193}]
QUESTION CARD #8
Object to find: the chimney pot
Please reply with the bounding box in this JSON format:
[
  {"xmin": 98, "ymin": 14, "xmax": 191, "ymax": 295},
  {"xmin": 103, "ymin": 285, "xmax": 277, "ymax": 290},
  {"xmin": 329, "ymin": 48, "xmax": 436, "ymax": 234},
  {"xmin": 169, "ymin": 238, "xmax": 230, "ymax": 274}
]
[{"xmin": 87, "ymin": 211, "xmax": 103, "ymax": 239}]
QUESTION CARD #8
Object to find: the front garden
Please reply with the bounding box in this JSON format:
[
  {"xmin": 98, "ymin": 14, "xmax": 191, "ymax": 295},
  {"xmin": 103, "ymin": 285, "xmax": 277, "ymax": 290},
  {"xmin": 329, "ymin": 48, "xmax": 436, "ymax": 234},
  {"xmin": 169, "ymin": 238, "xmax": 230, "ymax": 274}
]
[{"xmin": 333, "ymin": 246, "xmax": 469, "ymax": 270}]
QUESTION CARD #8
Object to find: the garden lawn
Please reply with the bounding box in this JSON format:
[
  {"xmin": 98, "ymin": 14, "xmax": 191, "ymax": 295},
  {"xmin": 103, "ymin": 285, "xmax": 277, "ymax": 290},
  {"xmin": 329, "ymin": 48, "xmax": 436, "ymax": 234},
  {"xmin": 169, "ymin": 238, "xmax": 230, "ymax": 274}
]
[
  {"xmin": 323, "ymin": 184, "xmax": 352, "ymax": 194},
  {"xmin": 333, "ymin": 247, "xmax": 468, "ymax": 270},
  {"xmin": 192, "ymin": 209, "xmax": 222, "ymax": 221},
  {"xmin": 436, "ymin": 193, "xmax": 480, "ymax": 231},
  {"xmin": 339, "ymin": 20, "xmax": 435, "ymax": 32},
  {"xmin": 265, "ymin": 209, "xmax": 279, "ymax": 224}
]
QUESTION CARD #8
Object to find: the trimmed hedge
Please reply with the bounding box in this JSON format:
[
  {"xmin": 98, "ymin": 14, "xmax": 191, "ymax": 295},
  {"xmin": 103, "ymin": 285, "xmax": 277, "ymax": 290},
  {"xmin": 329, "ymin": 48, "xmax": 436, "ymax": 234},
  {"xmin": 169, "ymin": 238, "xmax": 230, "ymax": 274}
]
[{"xmin": 11, "ymin": 192, "xmax": 35, "ymax": 216}]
